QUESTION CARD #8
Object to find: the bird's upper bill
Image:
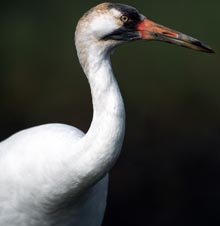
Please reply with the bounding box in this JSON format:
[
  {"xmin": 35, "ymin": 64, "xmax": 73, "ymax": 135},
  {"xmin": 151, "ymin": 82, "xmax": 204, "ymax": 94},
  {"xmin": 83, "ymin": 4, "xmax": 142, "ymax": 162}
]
[{"xmin": 137, "ymin": 19, "xmax": 214, "ymax": 53}]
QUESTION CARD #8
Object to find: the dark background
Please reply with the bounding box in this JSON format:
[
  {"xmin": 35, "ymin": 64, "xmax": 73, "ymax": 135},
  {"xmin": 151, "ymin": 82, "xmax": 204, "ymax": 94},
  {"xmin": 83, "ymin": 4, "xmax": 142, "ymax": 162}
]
[{"xmin": 1, "ymin": 1, "xmax": 220, "ymax": 225}]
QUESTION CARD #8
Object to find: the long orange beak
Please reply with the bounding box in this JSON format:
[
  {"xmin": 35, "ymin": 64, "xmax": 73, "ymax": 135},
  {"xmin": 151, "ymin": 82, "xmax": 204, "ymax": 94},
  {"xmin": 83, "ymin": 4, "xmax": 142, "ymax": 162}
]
[{"xmin": 137, "ymin": 19, "xmax": 214, "ymax": 53}]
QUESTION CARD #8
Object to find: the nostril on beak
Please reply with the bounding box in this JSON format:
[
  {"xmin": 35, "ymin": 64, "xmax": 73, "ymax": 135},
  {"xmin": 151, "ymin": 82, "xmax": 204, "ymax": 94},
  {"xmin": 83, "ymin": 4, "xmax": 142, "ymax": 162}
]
[{"xmin": 162, "ymin": 31, "xmax": 173, "ymax": 36}]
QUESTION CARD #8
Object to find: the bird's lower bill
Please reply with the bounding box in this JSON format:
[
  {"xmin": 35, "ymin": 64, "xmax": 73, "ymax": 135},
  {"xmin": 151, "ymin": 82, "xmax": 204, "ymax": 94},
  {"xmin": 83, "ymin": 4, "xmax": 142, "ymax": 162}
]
[{"xmin": 137, "ymin": 19, "xmax": 214, "ymax": 53}]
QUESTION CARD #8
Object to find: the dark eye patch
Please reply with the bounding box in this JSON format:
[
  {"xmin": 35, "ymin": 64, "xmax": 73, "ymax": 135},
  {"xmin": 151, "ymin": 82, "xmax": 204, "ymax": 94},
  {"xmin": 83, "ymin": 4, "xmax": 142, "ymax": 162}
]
[
  {"xmin": 108, "ymin": 3, "xmax": 141, "ymax": 30},
  {"xmin": 102, "ymin": 3, "xmax": 142, "ymax": 41}
]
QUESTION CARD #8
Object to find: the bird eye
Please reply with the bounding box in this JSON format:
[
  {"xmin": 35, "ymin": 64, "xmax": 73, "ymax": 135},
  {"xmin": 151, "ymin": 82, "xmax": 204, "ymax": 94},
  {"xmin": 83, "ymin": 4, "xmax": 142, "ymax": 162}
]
[{"xmin": 120, "ymin": 15, "xmax": 129, "ymax": 23}]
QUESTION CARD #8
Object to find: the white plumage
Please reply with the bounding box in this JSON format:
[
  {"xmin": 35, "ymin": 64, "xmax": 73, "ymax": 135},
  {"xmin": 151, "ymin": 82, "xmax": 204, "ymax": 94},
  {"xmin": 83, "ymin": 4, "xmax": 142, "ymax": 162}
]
[{"xmin": 0, "ymin": 3, "xmax": 213, "ymax": 226}]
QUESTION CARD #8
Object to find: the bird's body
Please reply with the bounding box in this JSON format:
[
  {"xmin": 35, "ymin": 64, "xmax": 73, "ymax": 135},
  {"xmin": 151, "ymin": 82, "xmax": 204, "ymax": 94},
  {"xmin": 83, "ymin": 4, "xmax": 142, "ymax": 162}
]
[
  {"xmin": 0, "ymin": 124, "xmax": 109, "ymax": 226},
  {"xmin": 0, "ymin": 2, "xmax": 213, "ymax": 226}
]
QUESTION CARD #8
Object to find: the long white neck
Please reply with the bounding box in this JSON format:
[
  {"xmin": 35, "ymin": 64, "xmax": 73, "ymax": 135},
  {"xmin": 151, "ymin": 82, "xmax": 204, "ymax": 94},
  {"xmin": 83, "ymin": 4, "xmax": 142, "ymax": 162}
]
[{"xmin": 75, "ymin": 42, "xmax": 125, "ymax": 187}]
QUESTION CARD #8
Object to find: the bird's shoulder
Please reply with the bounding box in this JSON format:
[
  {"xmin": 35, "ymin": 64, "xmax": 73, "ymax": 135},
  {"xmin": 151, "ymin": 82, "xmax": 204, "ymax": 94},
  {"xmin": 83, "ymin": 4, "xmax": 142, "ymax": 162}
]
[{"xmin": 0, "ymin": 123, "xmax": 85, "ymax": 157}]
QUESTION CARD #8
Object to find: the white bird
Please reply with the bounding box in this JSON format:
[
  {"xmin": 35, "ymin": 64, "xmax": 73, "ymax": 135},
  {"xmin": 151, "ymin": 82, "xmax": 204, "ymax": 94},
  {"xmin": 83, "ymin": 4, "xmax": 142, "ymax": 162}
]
[{"xmin": 0, "ymin": 3, "xmax": 213, "ymax": 226}]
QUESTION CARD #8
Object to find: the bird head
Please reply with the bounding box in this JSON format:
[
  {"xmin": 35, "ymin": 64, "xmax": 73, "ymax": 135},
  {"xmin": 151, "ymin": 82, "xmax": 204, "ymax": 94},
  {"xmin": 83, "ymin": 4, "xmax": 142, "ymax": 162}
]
[{"xmin": 75, "ymin": 3, "xmax": 214, "ymax": 60}]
